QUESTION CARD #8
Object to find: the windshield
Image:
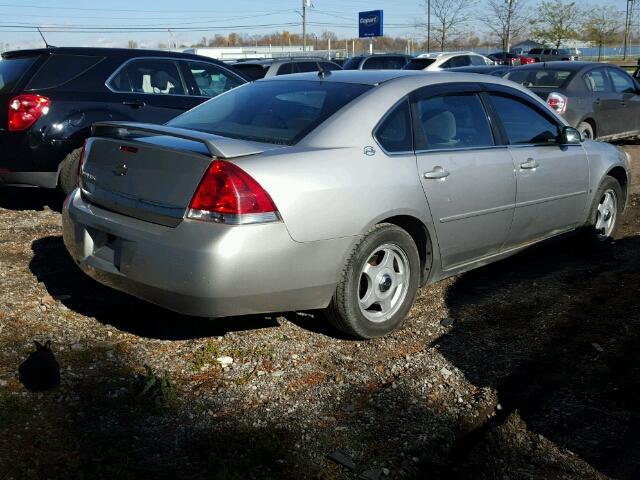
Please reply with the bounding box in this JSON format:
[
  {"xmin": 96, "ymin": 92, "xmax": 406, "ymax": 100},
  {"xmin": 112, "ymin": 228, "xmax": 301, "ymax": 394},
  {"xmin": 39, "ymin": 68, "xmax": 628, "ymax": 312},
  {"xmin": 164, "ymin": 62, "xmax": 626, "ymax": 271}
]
[
  {"xmin": 167, "ymin": 80, "xmax": 372, "ymax": 145},
  {"xmin": 0, "ymin": 56, "xmax": 39, "ymax": 93},
  {"xmin": 504, "ymin": 69, "xmax": 573, "ymax": 88},
  {"xmin": 402, "ymin": 58, "xmax": 436, "ymax": 70}
]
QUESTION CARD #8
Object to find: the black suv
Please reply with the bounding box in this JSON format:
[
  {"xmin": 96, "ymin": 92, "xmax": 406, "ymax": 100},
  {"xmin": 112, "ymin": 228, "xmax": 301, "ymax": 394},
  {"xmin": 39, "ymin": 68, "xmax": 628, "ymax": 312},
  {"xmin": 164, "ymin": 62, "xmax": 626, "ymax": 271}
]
[{"xmin": 0, "ymin": 47, "xmax": 247, "ymax": 193}]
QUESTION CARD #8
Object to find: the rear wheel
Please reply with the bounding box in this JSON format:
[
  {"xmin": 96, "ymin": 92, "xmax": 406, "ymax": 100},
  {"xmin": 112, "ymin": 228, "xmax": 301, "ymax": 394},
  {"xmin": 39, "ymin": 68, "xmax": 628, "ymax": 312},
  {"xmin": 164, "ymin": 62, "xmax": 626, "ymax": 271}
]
[
  {"xmin": 58, "ymin": 148, "xmax": 82, "ymax": 195},
  {"xmin": 325, "ymin": 223, "xmax": 420, "ymax": 339},
  {"xmin": 583, "ymin": 176, "xmax": 623, "ymax": 245},
  {"xmin": 578, "ymin": 121, "xmax": 594, "ymax": 140}
]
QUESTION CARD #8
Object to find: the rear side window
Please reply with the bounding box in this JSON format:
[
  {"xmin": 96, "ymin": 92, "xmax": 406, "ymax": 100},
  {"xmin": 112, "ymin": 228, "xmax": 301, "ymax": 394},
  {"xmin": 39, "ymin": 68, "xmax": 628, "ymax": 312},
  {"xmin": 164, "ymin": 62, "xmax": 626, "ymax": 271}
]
[
  {"xmin": 232, "ymin": 63, "xmax": 268, "ymax": 80},
  {"xmin": 375, "ymin": 99, "xmax": 413, "ymax": 153},
  {"xmin": 26, "ymin": 54, "xmax": 103, "ymax": 90},
  {"xmin": 505, "ymin": 69, "xmax": 573, "ymax": 88},
  {"xmin": 363, "ymin": 56, "xmax": 405, "ymax": 70},
  {"xmin": 296, "ymin": 62, "xmax": 321, "ymax": 73},
  {"xmin": 0, "ymin": 56, "xmax": 39, "ymax": 93},
  {"xmin": 490, "ymin": 94, "xmax": 559, "ymax": 145},
  {"xmin": 414, "ymin": 93, "xmax": 494, "ymax": 150},
  {"xmin": 441, "ymin": 56, "xmax": 471, "ymax": 68},
  {"xmin": 167, "ymin": 80, "xmax": 372, "ymax": 145},
  {"xmin": 276, "ymin": 63, "xmax": 294, "ymax": 75},
  {"xmin": 470, "ymin": 55, "xmax": 488, "ymax": 66},
  {"xmin": 108, "ymin": 59, "xmax": 185, "ymax": 95},
  {"xmin": 584, "ymin": 70, "xmax": 610, "ymax": 92},
  {"xmin": 186, "ymin": 61, "xmax": 243, "ymax": 98}
]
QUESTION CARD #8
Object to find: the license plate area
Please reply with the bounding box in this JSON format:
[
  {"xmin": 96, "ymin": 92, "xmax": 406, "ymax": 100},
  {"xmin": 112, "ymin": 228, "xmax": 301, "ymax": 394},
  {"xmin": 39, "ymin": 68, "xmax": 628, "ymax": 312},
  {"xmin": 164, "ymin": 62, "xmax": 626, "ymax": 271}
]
[{"xmin": 87, "ymin": 227, "xmax": 122, "ymax": 270}]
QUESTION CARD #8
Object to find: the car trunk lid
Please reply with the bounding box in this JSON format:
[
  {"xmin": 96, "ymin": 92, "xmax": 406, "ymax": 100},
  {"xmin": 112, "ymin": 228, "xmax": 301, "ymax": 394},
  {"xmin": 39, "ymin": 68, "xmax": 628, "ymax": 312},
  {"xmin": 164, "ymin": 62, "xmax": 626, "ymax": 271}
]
[{"xmin": 81, "ymin": 122, "xmax": 277, "ymax": 227}]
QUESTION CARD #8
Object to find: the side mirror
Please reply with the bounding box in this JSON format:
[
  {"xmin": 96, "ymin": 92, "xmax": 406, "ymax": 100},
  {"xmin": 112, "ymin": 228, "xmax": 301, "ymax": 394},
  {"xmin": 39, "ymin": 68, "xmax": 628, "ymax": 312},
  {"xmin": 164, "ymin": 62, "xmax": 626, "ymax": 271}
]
[{"xmin": 560, "ymin": 126, "xmax": 582, "ymax": 144}]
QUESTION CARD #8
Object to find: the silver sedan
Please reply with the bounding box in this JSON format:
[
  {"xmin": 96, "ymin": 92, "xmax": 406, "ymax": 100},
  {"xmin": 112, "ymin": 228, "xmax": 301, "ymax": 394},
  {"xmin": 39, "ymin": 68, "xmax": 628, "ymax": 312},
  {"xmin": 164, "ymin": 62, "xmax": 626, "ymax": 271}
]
[{"xmin": 62, "ymin": 71, "xmax": 631, "ymax": 338}]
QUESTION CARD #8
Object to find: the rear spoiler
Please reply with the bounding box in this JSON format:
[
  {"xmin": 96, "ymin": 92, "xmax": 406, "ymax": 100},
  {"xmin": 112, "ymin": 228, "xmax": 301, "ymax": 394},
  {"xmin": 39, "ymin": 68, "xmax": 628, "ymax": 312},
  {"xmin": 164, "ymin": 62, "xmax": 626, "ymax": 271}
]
[{"xmin": 91, "ymin": 122, "xmax": 264, "ymax": 159}]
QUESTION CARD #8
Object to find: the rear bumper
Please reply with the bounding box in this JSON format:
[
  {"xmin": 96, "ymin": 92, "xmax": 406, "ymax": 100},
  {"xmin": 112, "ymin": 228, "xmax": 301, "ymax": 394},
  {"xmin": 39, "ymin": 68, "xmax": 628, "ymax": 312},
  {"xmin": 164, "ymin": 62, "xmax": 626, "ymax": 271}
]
[{"xmin": 62, "ymin": 189, "xmax": 351, "ymax": 318}]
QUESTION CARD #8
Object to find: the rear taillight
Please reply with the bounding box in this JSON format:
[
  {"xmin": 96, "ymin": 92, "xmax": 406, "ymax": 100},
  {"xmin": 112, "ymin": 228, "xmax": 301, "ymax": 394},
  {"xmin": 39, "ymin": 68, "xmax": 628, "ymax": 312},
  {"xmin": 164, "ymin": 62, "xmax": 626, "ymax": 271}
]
[
  {"xmin": 187, "ymin": 160, "xmax": 279, "ymax": 225},
  {"xmin": 547, "ymin": 92, "xmax": 568, "ymax": 114},
  {"xmin": 8, "ymin": 94, "xmax": 50, "ymax": 131},
  {"xmin": 77, "ymin": 139, "xmax": 88, "ymax": 186}
]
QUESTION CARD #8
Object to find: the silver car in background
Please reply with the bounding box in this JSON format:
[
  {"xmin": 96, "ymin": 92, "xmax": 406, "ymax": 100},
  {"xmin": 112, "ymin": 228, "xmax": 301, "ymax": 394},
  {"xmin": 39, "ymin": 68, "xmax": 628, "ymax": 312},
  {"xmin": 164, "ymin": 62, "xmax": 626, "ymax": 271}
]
[{"xmin": 62, "ymin": 71, "xmax": 631, "ymax": 338}]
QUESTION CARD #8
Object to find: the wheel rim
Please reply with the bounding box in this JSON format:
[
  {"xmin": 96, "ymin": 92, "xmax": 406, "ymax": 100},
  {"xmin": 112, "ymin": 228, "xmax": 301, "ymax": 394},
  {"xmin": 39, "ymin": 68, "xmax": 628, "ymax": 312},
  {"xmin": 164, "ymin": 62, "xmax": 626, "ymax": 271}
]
[
  {"xmin": 358, "ymin": 243, "xmax": 410, "ymax": 323},
  {"xmin": 595, "ymin": 189, "xmax": 618, "ymax": 239}
]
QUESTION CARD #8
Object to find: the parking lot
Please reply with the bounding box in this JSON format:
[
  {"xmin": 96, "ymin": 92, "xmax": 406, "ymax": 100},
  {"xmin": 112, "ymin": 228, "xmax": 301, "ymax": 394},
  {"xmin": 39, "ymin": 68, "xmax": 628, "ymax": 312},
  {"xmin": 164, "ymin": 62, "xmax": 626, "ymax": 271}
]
[{"xmin": 0, "ymin": 142, "xmax": 637, "ymax": 479}]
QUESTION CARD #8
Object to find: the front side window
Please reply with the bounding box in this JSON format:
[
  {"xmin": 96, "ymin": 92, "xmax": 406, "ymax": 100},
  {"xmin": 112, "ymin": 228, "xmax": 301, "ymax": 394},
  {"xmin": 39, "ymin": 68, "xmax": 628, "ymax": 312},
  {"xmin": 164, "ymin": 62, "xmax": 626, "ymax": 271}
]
[
  {"xmin": 375, "ymin": 99, "xmax": 412, "ymax": 153},
  {"xmin": 583, "ymin": 69, "xmax": 610, "ymax": 92},
  {"xmin": 414, "ymin": 93, "xmax": 494, "ymax": 150},
  {"xmin": 490, "ymin": 94, "xmax": 559, "ymax": 145},
  {"xmin": 186, "ymin": 61, "xmax": 243, "ymax": 98},
  {"xmin": 108, "ymin": 59, "xmax": 185, "ymax": 95},
  {"xmin": 167, "ymin": 80, "xmax": 372, "ymax": 145},
  {"xmin": 607, "ymin": 68, "xmax": 636, "ymax": 94}
]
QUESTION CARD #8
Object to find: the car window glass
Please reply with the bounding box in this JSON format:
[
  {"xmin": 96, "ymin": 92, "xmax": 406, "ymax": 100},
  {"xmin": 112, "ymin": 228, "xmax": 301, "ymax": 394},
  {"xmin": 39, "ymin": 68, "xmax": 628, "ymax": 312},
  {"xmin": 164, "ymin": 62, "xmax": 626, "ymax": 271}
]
[
  {"xmin": 505, "ymin": 69, "xmax": 572, "ymax": 88},
  {"xmin": 109, "ymin": 59, "xmax": 184, "ymax": 95},
  {"xmin": 442, "ymin": 56, "xmax": 470, "ymax": 69},
  {"xmin": 470, "ymin": 55, "xmax": 486, "ymax": 65},
  {"xmin": 26, "ymin": 54, "xmax": 103, "ymax": 90},
  {"xmin": 232, "ymin": 63, "xmax": 268, "ymax": 80},
  {"xmin": 168, "ymin": 80, "xmax": 372, "ymax": 145},
  {"xmin": 608, "ymin": 68, "xmax": 636, "ymax": 94},
  {"xmin": 186, "ymin": 61, "xmax": 243, "ymax": 98},
  {"xmin": 375, "ymin": 99, "xmax": 413, "ymax": 153},
  {"xmin": 342, "ymin": 57, "xmax": 363, "ymax": 70},
  {"xmin": 275, "ymin": 62, "xmax": 294, "ymax": 75},
  {"xmin": 403, "ymin": 58, "xmax": 436, "ymax": 70},
  {"xmin": 319, "ymin": 62, "xmax": 341, "ymax": 71},
  {"xmin": 490, "ymin": 94, "xmax": 559, "ymax": 145},
  {"xmin": 583, "ymin": 70, "xmax": 610, "ymax": 92},
  {"xmin": 414, "ymin": 93, "xmax": 494, "ymax": 150},
  {"xmin": 296, "ymin": 62, "xmax": 320, "ymax": 73},
  {"xmin": 0, "ymin": 56, "xmax": 39, "ymax": 93}
]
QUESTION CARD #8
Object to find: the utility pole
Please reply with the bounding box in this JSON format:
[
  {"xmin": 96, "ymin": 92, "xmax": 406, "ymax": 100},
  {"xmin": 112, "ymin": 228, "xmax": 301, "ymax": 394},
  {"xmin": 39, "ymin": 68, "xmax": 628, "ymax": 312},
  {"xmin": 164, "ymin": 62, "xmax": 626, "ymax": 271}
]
[
  {"xmin": 427, "ymin": 0, "xmax": 431, "ymax": 53},
  {"xmin": 302, "ymin": 0, "xmax": 311, "ymax": 53}
]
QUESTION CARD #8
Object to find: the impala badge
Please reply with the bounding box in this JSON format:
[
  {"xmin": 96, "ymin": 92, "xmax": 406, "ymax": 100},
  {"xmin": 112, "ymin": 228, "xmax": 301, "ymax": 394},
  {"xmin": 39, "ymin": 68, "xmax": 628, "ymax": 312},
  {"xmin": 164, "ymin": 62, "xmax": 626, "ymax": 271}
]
[{"xmin": 112, "ymin": 163, "xmax": 128, "ymax": 176}]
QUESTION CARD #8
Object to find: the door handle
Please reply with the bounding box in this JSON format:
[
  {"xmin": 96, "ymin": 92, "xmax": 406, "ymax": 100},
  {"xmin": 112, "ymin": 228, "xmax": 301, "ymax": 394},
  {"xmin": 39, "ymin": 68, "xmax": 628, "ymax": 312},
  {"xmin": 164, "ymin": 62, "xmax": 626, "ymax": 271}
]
[
  {"xmin": 122, "ymin": 100, "xmax": 146, "ymax": 108},
  {"xmin": 423, "ymin": 167, "xmax": 450, "ymax": 179},
  {"xmin": 520, "ymin": 158, "xmax": 539, "ymax": 170},
  {"xmin": 594, "ymin": 98, "xmax": 601, "ymax": 106}
]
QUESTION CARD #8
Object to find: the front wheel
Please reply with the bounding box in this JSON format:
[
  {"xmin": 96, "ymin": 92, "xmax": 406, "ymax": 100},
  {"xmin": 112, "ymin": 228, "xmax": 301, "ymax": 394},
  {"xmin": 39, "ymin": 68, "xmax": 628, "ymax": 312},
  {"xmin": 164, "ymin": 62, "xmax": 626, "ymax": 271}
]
[
  {"xmin": 578, "ymin": 121, "xmax": 594, "ymax": 140},
  {"xmin": 583, "ymin": 176, "xmax": 623, "ymax": 245},
  {"xmin": 325, "ymin": 223, "xmax": 421, "ymax": 339}
]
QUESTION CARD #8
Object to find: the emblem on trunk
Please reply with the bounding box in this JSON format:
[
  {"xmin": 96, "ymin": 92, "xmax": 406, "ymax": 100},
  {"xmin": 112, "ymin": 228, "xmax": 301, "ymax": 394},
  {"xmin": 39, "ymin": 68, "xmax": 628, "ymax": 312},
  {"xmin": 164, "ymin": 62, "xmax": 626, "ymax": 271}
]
[{"xmin": 112, "ymin": 163, "xmax": 128, "ymax": 176}]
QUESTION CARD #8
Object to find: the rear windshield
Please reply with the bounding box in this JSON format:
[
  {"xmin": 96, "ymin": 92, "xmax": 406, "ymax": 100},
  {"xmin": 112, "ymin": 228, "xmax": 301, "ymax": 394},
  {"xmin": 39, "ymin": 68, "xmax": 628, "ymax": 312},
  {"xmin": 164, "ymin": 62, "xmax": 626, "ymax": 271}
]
[
  {"xmin": 26, "ymin": 54, "xmax": 103, "ymax": 90},
  {"xmin": 504, "ymin": 69, "xmax": 573, "ymax": 88},
  {"xmin": 0, "ymin": 56, "xmax": 39, "ymax": 93},
  {"xmin": 402, "ymin": 58, "xmax": 436, "ymax": 70},
  {"xmin": 167, "ymin": 80, "xmax": 372, "ymax": 145},
  {"xmin": 232, "ymin": 63, "xmax": 268, "ymax": 80}
]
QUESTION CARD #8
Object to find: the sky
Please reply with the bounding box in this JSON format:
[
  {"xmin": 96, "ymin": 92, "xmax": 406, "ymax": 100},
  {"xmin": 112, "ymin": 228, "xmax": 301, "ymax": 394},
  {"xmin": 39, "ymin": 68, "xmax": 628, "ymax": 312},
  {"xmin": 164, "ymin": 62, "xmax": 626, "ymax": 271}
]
[{"xmin": 0, "ymin": 0, "xmax": 626, "ymax": 51}]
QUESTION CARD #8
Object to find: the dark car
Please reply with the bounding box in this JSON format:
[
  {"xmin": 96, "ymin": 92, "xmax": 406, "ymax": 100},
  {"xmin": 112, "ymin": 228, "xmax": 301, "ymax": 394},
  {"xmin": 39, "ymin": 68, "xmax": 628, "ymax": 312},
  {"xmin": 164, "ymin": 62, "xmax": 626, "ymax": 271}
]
[
  {"xmin": 447, "ymin": 65, "xmax": 512, "ymax": 76},
  {"xmin": 0, "ymin": 47, "xmax": 248, "ymax": 193},
  {"xmin": 342, "ymin": 54, "xmax": 411, "ymax": 70},
  {"xmin": 232, "ymin": 57, "xmax": 342, "ymax": 80},
  {"xmin": 525, "ymin": 48, "xmax": 579, "ymax": 62},
  {"xmin": 504, "ymin": 62, "xmax": 640, "ymax": 140}
]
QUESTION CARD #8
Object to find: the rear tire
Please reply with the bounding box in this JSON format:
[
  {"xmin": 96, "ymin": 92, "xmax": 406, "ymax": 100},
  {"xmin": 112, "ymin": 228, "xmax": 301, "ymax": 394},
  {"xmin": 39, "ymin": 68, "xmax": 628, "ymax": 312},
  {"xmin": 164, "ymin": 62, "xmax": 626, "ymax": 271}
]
[
  {"xmin": 325, "ymin": 223, "xmax": 420, "ymax": 339},
  {"xmin": 583, "ymin": 176, "xmax": 623, "ymax": 246},
  {"xmin": 58, "ymin": 148, "xmax": 82, "ymax": 195},
  {"xmin": 578, "ymin": 121, "xmax": 594, "ymax": 140}
]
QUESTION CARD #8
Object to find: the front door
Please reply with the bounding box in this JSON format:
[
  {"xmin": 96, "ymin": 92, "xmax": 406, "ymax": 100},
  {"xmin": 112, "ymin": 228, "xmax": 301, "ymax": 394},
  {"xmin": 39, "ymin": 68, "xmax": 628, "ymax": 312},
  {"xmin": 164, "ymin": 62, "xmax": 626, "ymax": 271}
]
[
  {"xmin": 487, "ymin": 93, "xmax": 589, "ymax": 247},
  {"xmin": 412, "ymin": 89, "xmax": 517, "ymax": 269}
]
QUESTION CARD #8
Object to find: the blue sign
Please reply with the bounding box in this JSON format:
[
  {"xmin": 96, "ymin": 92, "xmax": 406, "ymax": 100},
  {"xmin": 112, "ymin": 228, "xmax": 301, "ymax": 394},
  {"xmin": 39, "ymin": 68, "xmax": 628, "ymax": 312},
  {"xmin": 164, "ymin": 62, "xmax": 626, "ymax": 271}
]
[{"xmin": 359, "ymin": 10, "xmax": 383, "ymax": 38}]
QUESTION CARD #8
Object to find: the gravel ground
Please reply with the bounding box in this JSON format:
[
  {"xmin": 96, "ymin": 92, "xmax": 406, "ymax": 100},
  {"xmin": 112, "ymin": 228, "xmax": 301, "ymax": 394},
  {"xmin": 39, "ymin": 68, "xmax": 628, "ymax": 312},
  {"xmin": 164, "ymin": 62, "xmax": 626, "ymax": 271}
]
[{"xmin": 0, "ymin": 147, "xmax": 639, "ymax": 480}]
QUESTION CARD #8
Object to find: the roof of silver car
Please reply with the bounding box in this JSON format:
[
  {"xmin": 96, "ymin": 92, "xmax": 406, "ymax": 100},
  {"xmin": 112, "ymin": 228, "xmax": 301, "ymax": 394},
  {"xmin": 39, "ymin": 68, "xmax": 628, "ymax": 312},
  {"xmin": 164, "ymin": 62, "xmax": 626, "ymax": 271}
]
[{"xmin": 264, "ymin": 69, "xmax": 428, "ymax": 85}]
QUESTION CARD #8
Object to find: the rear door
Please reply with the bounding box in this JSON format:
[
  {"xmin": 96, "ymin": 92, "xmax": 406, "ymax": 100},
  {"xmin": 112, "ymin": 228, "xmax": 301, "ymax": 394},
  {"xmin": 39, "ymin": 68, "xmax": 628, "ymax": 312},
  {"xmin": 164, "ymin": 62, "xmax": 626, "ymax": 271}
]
[
  {"xmin": 582, "ymin": 67, "xmax": 616, "ymax": 137},
  {"xmin": 606, "ymin": 67, "xmax": 640, "ymax": 136},
  {"xmin": 412, "ymin": 86, "xmax": 516, "ymax": 269},
  {"xmin": 106, "ymin": 58, "xmax": 194, "ymax": 123},
  {"xmin": 180, "ymin": 60, "xmax": 245, "ymax": 103},
  {"xmin": 487, "ymin": 91, "xmax": 589, "ymax": 246}
]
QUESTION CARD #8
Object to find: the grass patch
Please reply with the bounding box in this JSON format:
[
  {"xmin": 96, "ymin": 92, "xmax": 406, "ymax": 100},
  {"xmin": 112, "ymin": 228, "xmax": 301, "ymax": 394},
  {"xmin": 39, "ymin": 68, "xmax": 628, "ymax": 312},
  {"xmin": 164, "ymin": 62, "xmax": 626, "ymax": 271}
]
[
  {"xmin": 190, "ymin": 341, "xmax": 221, "ymax": 372},
  {"xmin": 134, "ymin": 365, "xmax": 176, "ymax": 409}
]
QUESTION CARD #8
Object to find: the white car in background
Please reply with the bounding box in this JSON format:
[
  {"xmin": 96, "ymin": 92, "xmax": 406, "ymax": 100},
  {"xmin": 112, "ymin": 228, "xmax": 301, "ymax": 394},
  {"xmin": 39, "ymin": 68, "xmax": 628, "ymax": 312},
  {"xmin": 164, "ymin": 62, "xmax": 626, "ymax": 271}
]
[{"xmin": 403, "ymin": 51, "xmax": 495, "ymax": 71}]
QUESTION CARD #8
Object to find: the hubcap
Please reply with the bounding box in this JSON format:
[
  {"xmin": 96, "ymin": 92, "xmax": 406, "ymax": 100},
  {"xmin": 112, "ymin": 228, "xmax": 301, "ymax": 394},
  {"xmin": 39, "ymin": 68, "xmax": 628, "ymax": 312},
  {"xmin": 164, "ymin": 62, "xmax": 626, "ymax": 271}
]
[
  {"xmin": 595, "ymin": 189, "xmax": 617, "ymax": 239},
  {"xmin": 358, "ymin": 244, "xmax": 410, "ymax": 323}
]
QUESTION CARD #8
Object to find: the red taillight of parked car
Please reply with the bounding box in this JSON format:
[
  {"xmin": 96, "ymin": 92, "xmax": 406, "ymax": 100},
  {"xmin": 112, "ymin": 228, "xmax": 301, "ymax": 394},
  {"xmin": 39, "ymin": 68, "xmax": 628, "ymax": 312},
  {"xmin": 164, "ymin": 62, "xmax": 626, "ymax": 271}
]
[
  {"xmin": 8, "ymin": 94, "xmax": 51, "ymax": 131},
  {"xmin": 187, "ymin": 160, "xmax": 279, "ymax": 224},
  {"xmin": 520, "ymin": 57, "xmax": 535, "ymax": 65},
  {"xmin": 547, "ymin": 92, "xmax": 568, "ymax": 114}
]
